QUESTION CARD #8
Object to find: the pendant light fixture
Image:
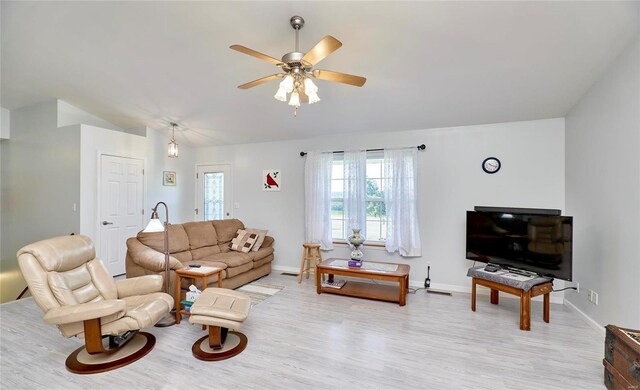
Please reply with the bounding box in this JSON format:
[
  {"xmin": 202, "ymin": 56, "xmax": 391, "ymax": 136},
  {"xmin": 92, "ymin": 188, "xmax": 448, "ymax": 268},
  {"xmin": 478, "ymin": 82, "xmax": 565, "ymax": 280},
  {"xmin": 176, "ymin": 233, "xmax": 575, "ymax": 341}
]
[{"xmin": 168, "ymin": 122, "xmax": 178, "ymax": 158}]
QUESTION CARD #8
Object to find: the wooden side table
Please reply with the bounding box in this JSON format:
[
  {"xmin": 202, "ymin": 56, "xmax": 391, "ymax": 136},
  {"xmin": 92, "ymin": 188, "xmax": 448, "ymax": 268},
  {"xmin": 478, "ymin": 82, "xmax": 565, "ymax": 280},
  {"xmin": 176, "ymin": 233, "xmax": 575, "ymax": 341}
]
[
  {"xmin": 471, "ymin": 277, "xmax": 553, "ymax": 331},
  {"xmin": 175, "ymin": 266, "xmax": 224, "ymax": 324}
]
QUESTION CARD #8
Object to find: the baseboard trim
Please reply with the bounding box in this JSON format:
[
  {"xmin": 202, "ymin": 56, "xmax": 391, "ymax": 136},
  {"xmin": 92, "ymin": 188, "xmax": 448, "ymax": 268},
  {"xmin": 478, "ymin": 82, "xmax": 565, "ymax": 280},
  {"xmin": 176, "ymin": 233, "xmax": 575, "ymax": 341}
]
[
  {"xmin": 563, "ymin": 298, "xmax": 605, "ymax": 337},
  {"xmin": 272, "ymin": 265, "xmax": 564, "ymax": 304},
  {"xmin": 273, "ymin": 265, "xmax": 302, "ymax": 274}
]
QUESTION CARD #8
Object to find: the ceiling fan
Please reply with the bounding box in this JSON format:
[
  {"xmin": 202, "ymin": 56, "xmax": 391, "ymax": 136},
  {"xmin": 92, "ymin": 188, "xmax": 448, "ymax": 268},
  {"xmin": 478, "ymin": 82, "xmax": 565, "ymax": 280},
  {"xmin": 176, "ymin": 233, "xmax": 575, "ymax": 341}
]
[{"xmin": 230, "ymin": 15, "xmax": 366, "ymax": 116}]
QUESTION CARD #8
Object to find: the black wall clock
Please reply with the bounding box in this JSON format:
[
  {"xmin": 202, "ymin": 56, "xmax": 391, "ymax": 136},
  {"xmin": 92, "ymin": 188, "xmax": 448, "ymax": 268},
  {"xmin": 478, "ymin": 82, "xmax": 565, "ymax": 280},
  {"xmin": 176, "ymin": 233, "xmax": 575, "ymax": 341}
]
[{"xmin": 482, "ymin": 157, "xmax": 501, "ymax": 174}]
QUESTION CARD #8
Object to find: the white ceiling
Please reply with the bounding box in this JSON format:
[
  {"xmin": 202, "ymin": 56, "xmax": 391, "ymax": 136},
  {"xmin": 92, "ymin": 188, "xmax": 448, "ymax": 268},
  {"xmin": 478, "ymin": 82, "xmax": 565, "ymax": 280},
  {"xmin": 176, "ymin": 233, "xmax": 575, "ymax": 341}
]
[{"xmin": 2, "ymin": 1, "xmax": 638, "ymax": 146}]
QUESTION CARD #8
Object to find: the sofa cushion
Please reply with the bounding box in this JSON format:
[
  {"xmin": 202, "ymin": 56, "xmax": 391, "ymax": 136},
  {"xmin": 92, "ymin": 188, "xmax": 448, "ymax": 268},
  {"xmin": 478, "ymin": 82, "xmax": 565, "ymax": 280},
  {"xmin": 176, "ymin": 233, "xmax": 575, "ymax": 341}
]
[
  {"xmin": 191, "ymin": 245, "xmax": 221, "ymax": 261},
  {"xmin": 246, "ymin": 246, "xmax": 274, "ymax": 261},
  {"xmin": 211, "ymin": 219, "xmax": 244, "ymax": 243},
  {"xmin": 137, "ymin": 224, "xmax": 190, "ymax": 254},
  {"xmin": 172, "ymin": 250, "xmax": 192, "ymax": 264},
  {"xmin": 252, "ymin": 255, "xmax": 274, "ymax": 269},
  {"xmin": 224, "ymin": 262, "xmax": 254, "ymax": 278},
  {"xmin": 230, "ymin": 229, "xmax": 258, "ymax": 253},
  {"xmin": 182, "ymin": 221, "xmax": 218, "ymax": 249},
  {"xmin": 206, "ymin": 252, "xmax": 252, "ymax": 268}
]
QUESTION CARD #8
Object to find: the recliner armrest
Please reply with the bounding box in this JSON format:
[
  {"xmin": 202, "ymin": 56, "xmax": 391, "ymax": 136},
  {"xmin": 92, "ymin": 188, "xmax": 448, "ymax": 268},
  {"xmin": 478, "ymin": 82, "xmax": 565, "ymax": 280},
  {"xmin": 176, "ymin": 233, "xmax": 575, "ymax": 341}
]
[
  {"xmin": 43, "ymin": 300, "xmax": 126, "ymax": 325},
  {"xmin": 126, "ymin": 237, "xmax": 183, "ymax": 272},
  {"xmin": 116, "ymin": 275, "xmax": 164, "ymax": 298}
]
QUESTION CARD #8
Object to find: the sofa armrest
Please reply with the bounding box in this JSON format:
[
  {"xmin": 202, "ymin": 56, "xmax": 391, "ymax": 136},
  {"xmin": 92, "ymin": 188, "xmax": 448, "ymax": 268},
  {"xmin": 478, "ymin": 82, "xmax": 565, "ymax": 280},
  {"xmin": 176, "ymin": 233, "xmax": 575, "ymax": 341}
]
[
  {"xmin": 126, "ymin": 237, "xmax": 183, "ymax": 272},
  {"xmin": 116, "ymin": 275, "xmax": 164, "ymax": 298},
  {"xmin": 262, "ymin": 236, "xmax": 274, "ymax": 248},
  {"xmin": 43, "ymin": 300, "xmax": 126, "ymax": 325}
]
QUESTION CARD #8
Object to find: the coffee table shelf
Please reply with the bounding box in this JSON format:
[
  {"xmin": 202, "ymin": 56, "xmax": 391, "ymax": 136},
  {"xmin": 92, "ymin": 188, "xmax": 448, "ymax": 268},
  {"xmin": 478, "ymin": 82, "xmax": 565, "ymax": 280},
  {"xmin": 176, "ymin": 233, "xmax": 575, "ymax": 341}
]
[{"xmin": 316, "ymin": 258, "xmax": 410, "ymax": 306}]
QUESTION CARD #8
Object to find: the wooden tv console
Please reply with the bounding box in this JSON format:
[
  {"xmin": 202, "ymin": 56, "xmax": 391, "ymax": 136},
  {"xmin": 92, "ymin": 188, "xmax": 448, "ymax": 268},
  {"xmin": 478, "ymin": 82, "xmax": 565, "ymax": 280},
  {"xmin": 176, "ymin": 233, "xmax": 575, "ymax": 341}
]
[{"xmin": 471, "ymin": 277, "xmax": 553, "ymax": 331}]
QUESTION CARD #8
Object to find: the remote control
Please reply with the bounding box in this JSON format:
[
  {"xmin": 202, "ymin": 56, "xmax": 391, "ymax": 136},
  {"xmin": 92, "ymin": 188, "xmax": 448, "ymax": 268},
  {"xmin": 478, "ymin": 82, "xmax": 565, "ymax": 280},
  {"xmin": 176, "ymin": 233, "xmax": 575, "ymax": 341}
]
[
  {"xmin": 484, "ymin": 264, "xmax": 501, "ymax": 272},
  {"xmin": 189, "ymin": 264, "xmax": 201, "ymax": 268}
]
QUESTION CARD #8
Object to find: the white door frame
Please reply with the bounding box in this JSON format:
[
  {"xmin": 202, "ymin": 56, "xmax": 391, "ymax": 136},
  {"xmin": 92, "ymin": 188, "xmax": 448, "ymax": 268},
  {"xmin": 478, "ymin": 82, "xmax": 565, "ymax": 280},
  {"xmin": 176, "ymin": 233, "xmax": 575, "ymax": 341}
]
[
  {"xmin": 96, "ymin": 153, "xmax": 145, "ymax": 275},
  {"xmin": 194, "ymin": 162, "xmax": 233, "ymax": 220}
]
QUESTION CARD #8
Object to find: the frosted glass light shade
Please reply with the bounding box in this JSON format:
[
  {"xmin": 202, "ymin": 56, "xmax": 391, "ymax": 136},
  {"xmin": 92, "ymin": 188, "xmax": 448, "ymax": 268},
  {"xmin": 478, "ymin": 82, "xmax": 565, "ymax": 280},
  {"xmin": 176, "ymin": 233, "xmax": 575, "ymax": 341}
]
[
  {"xmin": 143, "ymin": 218, "xmax": 165, "ymax": 233},
  {"xmin": 274, "ymin": 86, "xmax": 287, "ymax": 102},
  {"xmin": 308, "ymin": 91, "xmax": 320, "ymax": 104},
  {"xmin": 288, "ymin": 91, "xmax": 300, "ymax": 107},
  {"xmin": 168, "ymin": 140, "xmax": 178, "ymax": 158},
  {"xmin": 281, "ymin": 75, "xmax": 294, "ymax": 93},
  {"xmin": 304, "ymin": 78, "xmax": 318, "ymax": 94}
]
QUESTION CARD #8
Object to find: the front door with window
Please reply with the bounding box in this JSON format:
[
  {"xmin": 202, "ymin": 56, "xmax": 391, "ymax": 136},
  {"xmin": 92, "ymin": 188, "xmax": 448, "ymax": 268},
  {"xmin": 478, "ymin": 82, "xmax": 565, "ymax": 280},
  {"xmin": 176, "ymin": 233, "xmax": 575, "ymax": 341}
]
[{"xmin": 195, "ymin": 164, "xmax": 232, "ymax": 220}]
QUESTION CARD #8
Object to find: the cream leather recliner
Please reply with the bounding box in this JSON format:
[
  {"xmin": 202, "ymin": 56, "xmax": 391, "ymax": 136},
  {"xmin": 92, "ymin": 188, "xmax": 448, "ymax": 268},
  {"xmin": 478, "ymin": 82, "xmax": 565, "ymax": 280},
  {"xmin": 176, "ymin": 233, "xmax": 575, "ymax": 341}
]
[{"xmin": 17, "ymin": 235, "xmax": 174, "ymax": 374}]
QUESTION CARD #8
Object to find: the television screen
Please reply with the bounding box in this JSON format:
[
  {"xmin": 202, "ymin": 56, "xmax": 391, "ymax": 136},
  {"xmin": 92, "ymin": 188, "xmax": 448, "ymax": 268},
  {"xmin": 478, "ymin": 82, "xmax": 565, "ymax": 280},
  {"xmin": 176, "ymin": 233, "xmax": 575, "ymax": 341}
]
[{"xmin": 466, "ymin": 210, "xmax": 573, "ymax": 281}]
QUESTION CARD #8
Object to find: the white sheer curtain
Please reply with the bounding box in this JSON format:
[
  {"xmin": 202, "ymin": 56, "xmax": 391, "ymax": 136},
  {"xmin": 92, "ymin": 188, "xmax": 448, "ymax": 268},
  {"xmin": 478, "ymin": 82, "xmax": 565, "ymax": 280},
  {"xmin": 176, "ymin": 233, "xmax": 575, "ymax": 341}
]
[
  {"xmin": 304, "ymin": 151, "xmax": 334, "ymax": 250},
  {"xmin": 383, "ymin": 148, "xmax": 421, "ymax": 256},
  {"xmin": 343, "ymin": 150, "xmax": 367, "ymax": 238}
]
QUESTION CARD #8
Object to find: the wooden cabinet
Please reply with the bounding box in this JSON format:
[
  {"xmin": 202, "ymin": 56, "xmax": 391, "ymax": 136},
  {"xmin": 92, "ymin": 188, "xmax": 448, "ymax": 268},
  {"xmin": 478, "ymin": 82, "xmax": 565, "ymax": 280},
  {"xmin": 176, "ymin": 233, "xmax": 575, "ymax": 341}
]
[{"xmin": 604, "ymin": 325, "xmax": 640, "ymax": 389}]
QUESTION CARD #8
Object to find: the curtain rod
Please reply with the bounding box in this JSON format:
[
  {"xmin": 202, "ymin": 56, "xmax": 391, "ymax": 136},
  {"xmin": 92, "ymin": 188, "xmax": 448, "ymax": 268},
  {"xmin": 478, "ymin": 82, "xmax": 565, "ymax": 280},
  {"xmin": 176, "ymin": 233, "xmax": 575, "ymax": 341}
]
[{"xmin": 299, "ymin": 144, "xmax": 426, "ymax": 157}]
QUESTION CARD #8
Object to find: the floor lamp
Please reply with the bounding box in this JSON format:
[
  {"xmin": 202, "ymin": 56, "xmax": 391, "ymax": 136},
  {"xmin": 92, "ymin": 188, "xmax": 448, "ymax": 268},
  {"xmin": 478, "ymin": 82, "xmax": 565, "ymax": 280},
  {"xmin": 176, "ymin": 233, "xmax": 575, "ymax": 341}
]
[{"xmin": 143, "ymin": 201, "xmax": 176, "ymax": 327}]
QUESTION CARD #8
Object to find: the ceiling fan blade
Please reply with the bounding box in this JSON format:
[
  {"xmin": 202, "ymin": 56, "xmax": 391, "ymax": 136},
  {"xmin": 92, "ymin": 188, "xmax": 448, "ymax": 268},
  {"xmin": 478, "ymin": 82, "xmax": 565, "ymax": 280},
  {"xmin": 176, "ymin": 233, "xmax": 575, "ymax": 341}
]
[
  {"xmin": 312, "ymin": 69, "xmax": 367, "ymax": 87},
  {"xmin": 301, "ymin": 36, "xmax": 342, "ymax": 66},
  {"xmin": 238, "ymin": 74, "xmax": 283, "ymax": 89},
  {"xmin": 230, "ymin": 45, "xmax": 283, "ymax": 66}
]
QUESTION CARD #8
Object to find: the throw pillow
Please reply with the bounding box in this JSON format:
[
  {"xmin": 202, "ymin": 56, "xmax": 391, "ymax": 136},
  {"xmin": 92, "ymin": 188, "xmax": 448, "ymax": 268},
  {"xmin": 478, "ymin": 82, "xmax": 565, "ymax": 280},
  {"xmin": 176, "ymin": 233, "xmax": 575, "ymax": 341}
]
[
  {"xmin": 230, "ymin": 229, "xmax": 258, "ymax": 253},
  {"xmin": 246, "ymin": 228, "xmax": 268, "ymax": 251}
]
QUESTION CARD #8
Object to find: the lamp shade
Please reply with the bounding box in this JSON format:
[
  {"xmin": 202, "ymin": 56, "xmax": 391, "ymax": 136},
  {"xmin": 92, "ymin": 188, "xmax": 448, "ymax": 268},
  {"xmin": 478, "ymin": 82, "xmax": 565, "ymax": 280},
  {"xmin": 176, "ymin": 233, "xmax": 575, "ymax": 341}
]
[
  {"xmin": 274, "ymin": 86, "xmax": 287, "ymax": 102},
  {"xmin": 143, "ymin": 218, "xmax": 165, "ymax": 233},
  {"xmin": 288, "ymin": 91, "xmax": 300, "ymax": 107},
  {"xmin": 168, "ymin": 140, "xmax": 178, "ymax": 158},
  {"xmin": 307, "ymin": 91, "xmax": 320, "ymax": 104}
]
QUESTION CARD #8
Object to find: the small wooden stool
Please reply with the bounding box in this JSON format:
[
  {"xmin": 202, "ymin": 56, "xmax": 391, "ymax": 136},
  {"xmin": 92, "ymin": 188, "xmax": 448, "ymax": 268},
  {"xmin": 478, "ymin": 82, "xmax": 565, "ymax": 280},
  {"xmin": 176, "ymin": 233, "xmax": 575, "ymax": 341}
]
[{"xmin": 299, "ymin": 243, "xmax": 323, "ymax": 284}]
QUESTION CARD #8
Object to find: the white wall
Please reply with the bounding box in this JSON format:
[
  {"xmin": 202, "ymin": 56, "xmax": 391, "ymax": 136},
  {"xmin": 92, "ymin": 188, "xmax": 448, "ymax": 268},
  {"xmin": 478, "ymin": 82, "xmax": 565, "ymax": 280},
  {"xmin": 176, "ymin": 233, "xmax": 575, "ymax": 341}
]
[
  {"xmin": 196, "ymin": 118, "xmax": 566, "ymax": 293},
  {"xmin": 0, "ymin": 101, "xmax": 81, "ymax": 302},
  {"xmin": 145, "ymin": 128, "xmax": 196, "ymax": 224},
  {"xmin": 565, "ymin": 34, "xmax": 640, "ymax": 329},
  {"xmin": 1, "ymin": 107, "xmax": 10, "ymax": 139}
]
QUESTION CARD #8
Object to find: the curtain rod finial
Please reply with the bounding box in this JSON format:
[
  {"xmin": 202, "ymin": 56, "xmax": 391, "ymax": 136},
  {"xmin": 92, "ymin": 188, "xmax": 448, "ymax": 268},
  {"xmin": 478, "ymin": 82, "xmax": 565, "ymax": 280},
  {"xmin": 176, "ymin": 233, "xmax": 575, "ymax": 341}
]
[
  {"xmin": 418, "ymin": 144, "xmax": 426, "ymax": 151},
  {"xmin": 300, "ymin": 151, "xmax": 307, "ymax": 157}
]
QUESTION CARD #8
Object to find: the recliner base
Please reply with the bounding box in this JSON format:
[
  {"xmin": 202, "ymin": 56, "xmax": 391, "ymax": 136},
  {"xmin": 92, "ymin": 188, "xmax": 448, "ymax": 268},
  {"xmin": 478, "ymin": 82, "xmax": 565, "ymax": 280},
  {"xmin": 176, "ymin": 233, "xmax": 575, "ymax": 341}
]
[
  {"xmin": 192, "ymin": 327, "xmax": 247, "ymax": 361},
  {"xmin": 66, "ymin": 332, "xmax": 155, "ymax": 374}
]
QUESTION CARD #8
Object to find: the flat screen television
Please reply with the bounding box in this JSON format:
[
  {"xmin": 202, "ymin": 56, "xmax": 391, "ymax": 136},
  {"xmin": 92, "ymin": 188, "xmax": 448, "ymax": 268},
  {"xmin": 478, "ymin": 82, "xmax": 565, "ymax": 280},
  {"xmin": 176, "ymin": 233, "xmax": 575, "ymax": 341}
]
[{"xmin": 466, "ymin": 208, "xmax": 573, "ymax": 281}]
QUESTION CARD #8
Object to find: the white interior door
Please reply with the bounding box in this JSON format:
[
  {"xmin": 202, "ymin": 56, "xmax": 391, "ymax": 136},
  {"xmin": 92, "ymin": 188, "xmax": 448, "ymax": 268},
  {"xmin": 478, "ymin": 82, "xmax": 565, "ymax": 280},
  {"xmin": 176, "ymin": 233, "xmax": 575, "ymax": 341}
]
[
  {"xmin": 196, "ymin": 164, "xmax": 232, "ymax": 220},
  {"xmin": 99, "ymin": 155, "xmax": 144, "ymax": 276}
]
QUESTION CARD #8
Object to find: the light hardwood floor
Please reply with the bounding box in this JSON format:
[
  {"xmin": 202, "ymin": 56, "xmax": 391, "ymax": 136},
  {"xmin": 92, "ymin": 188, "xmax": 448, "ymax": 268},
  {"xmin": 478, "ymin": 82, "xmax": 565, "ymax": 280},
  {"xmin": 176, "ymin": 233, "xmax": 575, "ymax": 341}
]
[{"xmin": 0, "ymin": 273, "xmax": 604, "ymax": 389}]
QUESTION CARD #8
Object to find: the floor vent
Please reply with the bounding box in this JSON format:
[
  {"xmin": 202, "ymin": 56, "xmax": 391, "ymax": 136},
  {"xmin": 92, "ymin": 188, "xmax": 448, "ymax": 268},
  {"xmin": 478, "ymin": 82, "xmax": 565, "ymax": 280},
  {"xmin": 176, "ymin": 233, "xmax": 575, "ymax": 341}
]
[
  {"xmin": 281, "ymin": 272, "xmax": 299, "ymax": 277},
  {"xmin": 427, "ymin": 289, "xmax": 453, "ymax": 296}
]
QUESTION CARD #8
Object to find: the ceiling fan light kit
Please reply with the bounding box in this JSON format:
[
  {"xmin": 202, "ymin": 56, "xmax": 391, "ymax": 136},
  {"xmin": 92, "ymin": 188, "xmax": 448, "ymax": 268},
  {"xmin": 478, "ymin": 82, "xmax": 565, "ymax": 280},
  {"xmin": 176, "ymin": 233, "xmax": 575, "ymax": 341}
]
[{"xmin": 230, "ymin": 15, "xmax": 366, "ymax": 117}]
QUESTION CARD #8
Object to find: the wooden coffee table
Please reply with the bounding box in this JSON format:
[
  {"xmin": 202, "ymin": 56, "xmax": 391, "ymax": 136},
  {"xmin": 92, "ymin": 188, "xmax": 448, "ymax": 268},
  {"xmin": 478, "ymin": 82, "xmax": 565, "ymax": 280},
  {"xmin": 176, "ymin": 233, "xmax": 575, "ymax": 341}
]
[{"xmin": 315, "ymin": 258, "xmax": 410, "ymax": 306}]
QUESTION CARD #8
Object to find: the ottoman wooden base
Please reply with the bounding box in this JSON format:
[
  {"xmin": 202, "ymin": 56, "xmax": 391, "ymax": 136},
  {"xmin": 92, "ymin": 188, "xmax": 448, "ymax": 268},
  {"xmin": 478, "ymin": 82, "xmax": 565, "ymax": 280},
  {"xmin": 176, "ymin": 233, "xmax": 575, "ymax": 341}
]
[{"xmin": 192, "ymin": 326, "xmax": 247, "ymax": 361}]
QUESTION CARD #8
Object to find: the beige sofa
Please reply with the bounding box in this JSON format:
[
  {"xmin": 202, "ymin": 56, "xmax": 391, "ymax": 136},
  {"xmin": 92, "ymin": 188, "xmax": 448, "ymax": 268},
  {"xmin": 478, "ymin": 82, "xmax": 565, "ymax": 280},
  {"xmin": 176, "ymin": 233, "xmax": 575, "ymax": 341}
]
[{"xmin": 126, "ymin": 219, "xmax": 274, "ymax": 295}]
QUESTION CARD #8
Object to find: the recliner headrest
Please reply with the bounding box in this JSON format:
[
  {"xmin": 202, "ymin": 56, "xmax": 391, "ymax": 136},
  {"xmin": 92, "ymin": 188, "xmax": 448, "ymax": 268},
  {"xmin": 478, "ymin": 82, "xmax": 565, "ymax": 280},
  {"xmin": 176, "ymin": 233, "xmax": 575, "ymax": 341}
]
[{"xmin": 17, "ymin": 235, "xmax": 95, "ymax": 272}]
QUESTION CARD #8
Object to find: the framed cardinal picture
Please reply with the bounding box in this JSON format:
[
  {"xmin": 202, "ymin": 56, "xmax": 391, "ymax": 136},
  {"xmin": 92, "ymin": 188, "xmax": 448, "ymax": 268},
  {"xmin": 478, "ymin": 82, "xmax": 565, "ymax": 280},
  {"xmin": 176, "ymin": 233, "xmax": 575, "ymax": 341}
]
[{"xmin": 263, "ymin": 169, "xmax": 281, "ymax": 191}]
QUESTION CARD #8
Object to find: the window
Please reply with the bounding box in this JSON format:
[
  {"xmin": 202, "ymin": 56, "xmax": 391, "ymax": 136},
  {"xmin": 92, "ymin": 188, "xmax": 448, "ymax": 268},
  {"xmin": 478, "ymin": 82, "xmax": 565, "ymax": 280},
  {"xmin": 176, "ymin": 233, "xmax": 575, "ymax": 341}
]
[{"xmin": 331, "ymin": 151, "xmax": 387, "ymax": 242}]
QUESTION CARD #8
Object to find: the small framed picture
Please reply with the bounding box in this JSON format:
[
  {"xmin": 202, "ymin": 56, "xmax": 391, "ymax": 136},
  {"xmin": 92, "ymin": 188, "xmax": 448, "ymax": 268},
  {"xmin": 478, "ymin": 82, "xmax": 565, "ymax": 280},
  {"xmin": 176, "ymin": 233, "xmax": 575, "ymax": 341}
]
[
  {"xmin": 163, "ymin": 171, "xmax": 176, "ymax": 186},
  {"xmin": 263, "ymin": 169, "xmax": 281, "ymax": 191}
]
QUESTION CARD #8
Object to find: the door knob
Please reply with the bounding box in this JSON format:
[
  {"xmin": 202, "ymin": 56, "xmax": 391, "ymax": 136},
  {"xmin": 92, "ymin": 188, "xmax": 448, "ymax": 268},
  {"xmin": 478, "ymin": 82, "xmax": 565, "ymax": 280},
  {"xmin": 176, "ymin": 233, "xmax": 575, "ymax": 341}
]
[{"xmin": 102, "ymin": 221, "xmax": 114, "ymax": 225}]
